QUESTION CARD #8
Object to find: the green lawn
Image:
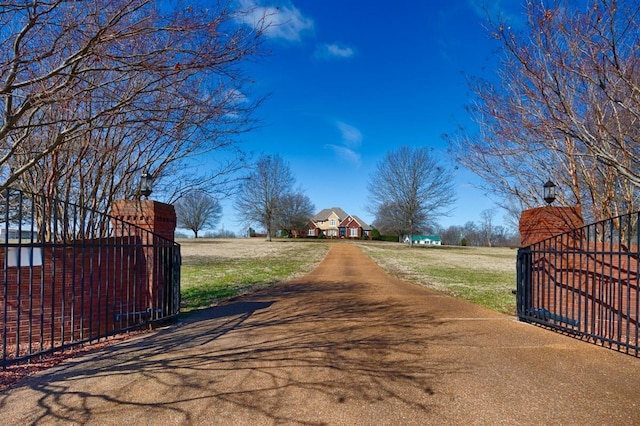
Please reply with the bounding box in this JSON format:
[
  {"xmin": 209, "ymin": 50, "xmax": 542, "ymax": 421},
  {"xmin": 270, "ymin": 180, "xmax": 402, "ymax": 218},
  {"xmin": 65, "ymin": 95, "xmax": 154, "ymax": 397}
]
[{"xmin": 179, "ymin": 239, "xmax": 330, "ymax": 311}]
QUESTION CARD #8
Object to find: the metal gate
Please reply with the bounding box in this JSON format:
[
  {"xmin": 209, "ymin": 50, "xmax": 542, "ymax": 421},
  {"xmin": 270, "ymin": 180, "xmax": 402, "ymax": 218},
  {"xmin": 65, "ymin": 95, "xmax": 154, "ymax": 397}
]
[
  {"xmin": 516, "ymin": 211, "xmax": 640, "ymax": 356},
  {"xmin": 1, "ymin": 187, "xmax": 181, "ymax": 367}
]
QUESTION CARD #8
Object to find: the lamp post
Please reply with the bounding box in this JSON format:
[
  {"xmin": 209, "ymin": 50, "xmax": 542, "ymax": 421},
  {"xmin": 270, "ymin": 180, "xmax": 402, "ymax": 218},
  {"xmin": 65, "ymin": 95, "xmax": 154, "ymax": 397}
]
[
  {"xmin": 139, "ymin": 171, "xmax": 153, "ymax": 200},
  {"xmin": 543, "ymin": 179, "xmax": 556, "ymax": 205}
]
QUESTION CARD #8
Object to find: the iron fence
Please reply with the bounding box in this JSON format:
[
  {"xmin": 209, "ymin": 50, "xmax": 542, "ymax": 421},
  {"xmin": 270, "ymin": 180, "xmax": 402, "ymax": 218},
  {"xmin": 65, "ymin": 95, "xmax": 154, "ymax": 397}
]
[
  {"xmin": 517, "ymin": 211, "xmax": 640, "ymax": 356},
  {"xmin": 1, "ymin": 187, "xmax": 180, "ymax": 367}
]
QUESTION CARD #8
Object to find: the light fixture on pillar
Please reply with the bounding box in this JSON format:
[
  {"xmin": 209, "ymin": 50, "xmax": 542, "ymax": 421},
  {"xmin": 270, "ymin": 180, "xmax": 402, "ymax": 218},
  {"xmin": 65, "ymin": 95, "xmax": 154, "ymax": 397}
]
[
  {"xmin": 139, "ymin": 170, "xmax": 153, "ymax": 200},
  {"xmin": 543, "ymin": 179, "xmax": 556, "ymax": 205}
]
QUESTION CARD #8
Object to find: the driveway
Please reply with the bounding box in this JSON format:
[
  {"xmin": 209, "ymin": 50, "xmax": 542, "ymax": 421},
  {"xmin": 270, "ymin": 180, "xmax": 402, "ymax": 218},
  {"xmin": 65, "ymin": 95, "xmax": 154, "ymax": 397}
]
[{"xmin": 1, "ymin": 243, "xmax": 639, "ymax": 425}]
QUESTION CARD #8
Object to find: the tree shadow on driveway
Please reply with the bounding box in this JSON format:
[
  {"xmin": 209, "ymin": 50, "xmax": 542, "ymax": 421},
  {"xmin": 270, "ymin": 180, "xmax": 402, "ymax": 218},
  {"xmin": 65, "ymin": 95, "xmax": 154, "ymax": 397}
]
[{"xmin": 0, "ymin": 278, "xmax": 467, "ymax": 425}]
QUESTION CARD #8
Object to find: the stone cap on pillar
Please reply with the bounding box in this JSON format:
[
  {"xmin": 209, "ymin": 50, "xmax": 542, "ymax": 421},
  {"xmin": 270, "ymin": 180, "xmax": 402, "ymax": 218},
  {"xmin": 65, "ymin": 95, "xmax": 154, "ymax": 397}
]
[
  {"xmin": 111, "ymin": 199, "xmax": 177, "ymax": 242},
  {"xmin": 519, "ymin": 205, "xmax": 584, "ymax": 247}
]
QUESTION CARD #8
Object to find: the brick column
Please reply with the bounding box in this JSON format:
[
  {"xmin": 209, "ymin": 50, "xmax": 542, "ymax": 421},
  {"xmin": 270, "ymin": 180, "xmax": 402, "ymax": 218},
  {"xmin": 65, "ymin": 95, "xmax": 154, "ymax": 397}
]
[
  {"xmin": 110, "ymin": 200, "xmax": 177, "ymax": 315},
  {"xmin": 519, "ymin": 205, "xmax": 584, "ymax": 247},
  {"xmin": 110, "ymin": 200, "xmax": 176, "ymax": 242}
]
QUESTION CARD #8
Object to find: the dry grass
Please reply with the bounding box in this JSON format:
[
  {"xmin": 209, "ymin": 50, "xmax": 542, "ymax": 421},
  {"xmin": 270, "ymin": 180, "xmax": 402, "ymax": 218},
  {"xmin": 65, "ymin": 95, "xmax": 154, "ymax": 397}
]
[
  {"xmin": 354, "ymin": 241, "xmax": 518, "ymax": 314},
  {"xmin": 354, "ymin": 241, "xmax": 516, "ymax": 273},
  {"xmin": 178, "ymin": 237, "xmax": 310, "ymax": 260},
  {"xmin": 178, "ymin": 238, "xmax": 330, "ymax": 311}
]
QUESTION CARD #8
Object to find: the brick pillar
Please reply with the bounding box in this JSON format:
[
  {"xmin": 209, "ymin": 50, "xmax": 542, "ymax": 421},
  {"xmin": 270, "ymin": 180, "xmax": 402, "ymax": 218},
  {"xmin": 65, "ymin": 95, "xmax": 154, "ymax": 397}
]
[
  {"xmin": 110, "ymin": 200, "xmax": 177, "ymax": 315},
  {"xmin": 110, "ymin": 200, "xmax": 176, "ymax": 242},
  {"xmin": 519, "ymin": 205, "xmax": 584, "ymax": 247}
]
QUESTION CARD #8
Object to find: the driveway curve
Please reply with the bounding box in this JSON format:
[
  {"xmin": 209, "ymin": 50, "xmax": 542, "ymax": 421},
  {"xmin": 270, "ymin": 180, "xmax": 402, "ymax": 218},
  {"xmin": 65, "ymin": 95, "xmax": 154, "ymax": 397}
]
[{"xmin": 1, "ymin": 243, "xmax": 639, "ymax": 425}]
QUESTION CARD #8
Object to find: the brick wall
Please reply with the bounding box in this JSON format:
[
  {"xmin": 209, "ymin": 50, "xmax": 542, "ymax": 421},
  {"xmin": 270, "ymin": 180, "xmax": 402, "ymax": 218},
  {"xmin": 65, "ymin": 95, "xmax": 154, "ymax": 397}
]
[{"xmin": 0, "ymin": 237, "xmax": 147, "ymax": 347}]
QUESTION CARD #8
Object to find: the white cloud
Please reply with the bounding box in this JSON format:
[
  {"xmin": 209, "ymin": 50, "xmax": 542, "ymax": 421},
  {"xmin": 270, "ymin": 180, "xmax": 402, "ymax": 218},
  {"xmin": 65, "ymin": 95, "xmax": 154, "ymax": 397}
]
[
  {"xmin": 323, "ymin": 121, "xmax": 363, "ymax": 166},
  {"xmin": 324, "ymin": 144, "xmax": 361, "ymax": 167},
  {"xmin": 236, "ymin": 0, "xmax": 314, "ymax": 42},
  {"xmin": 315, "ymin": 43, "xmax": 355, "ymax": 59},
  {"xmin": 225, "ymin": 88, "xmax": 249, "ymax": 104},
  {"xmin": 336, "ymin": 121, "xmax": 362, "ymax": 148}
]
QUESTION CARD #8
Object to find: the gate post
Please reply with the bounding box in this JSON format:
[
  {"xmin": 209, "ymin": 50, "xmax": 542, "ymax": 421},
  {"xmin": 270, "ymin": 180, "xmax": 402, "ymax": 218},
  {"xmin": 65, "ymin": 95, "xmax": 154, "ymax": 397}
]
[
  {"xmin": 110, "ymin": 200, "xmax": 177, "ymax": 318},
  {"xmin": 519, "ymin": 206, "xmax": 584, "ymax": 247},
  {"xmin": 110, "ymin": 200, "xmax": 176, "ymax": 242},
  {"xmin": 517, "ymin": 205, "xmax": 584, "ymax": 323}
]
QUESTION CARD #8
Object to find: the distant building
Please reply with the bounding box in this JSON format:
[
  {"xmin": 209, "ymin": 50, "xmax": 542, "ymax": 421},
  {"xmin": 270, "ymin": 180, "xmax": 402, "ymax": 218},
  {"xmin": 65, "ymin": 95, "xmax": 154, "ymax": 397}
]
[
  {"xmin": 404, "ymin": 235, "xmax": 442, "ymax": 245},
  {"xmin": 305, "ymin": 208, "xmax": 372, "ymax": 239},
  {"xmin": 309, "ymin": 207, "xmax": 348, "ymax": 238},
  {"xmin": 0, "ymin": 227, "xmax": 37, "ymax": 242}
]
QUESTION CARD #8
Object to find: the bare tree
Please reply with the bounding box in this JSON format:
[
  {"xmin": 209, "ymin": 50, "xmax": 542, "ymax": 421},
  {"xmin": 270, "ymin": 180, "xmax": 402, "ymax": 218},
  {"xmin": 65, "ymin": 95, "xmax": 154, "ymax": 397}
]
[
  {"xmin": 458, "ymin": 221, "xmax": 479, "ymax": 246},
  {"xmin": 0, "ymin": 1, "xmax": 265, "ymax": 211},
  {"xmin": 234, "ymin": 154, "xmax": 295, "ymax": 241},
  {"xmin": 277, "ymin": 192, "xmax": 315, "ymax": 237},
  {"xmin": 372, "ymin": 201, "xmax": 407, "ymax": 241},
  {"xmin": 491, "ymin": 225, "xmax": 516, "ymax": 247},
  {"xmin": 439, "ymin": 225, "xmax": 464, "ymax": 246},
  {"xmin": 448, "ymin": 0, "xmax": 640, "ymax": 223},
  {"xmin": 368, "ymin": 146, "xmax": 457, "ymax": 245},
  {"xmin": 479, "ymin": 208, "xmax": 496, "ymax": 247},
  {"xmin": 175, "ymin": 191, "xmax": 223, "ymax": 238}
]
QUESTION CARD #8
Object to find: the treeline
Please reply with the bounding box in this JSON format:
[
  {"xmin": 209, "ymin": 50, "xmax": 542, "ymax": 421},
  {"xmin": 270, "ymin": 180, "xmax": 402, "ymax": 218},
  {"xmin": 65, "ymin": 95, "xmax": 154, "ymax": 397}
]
[
  {"xmin": 372, "ymin": 207, "xmax": 521, "ymax": 247},
  {"xmin": 373, "ymin": 221, "xmax": 519, "ymax": 247},
  {"xmin": 435, "ymin": 222, "xmax": 519, "ymax": 247}
]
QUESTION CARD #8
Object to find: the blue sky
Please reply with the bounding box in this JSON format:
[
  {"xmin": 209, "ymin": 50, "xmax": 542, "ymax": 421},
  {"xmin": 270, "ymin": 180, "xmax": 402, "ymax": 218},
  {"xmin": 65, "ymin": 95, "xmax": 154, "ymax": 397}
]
[{"xmin": 215, "ymin": 0, "xmax": 525, "ymax": 234}]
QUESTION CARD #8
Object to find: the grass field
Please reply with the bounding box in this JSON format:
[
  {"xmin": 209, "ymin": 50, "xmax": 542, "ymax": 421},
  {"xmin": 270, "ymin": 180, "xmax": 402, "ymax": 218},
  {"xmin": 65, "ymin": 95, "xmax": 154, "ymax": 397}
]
[
  {"xmin": 178, "ymin": 238, "xmax": 330, "ymax": 311},
  {"xmin": 354, "ymin": 241, "xmax": 518, "ymax": 315},
  {"xmin": 178, "ymin": 238, "xmax": 519, "ymax": 315}
]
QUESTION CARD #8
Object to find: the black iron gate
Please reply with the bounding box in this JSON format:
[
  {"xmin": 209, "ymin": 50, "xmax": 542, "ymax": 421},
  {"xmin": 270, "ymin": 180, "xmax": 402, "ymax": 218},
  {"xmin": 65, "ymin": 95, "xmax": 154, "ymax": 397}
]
[
  {"xmin": 1, "ymin": 188, "xmax": 181, "ymax": 367},
  {"xmin": 516, "ymin": 211, "xmax": 640, "ymax": 356}
]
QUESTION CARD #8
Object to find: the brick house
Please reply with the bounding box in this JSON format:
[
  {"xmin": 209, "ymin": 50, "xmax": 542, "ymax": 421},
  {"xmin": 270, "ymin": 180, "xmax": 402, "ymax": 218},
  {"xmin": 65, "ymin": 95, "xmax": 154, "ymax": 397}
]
[
  {"xmin": 339, "ymin": 215, "xmax": 372, "ymax": 239},
  {"xmin": 309, "ymin": 207, "xmax": 348, "ymax": 238},
  {"xmin": 304, "ymin": 208, "xmax": 371, "ymax": 239}
]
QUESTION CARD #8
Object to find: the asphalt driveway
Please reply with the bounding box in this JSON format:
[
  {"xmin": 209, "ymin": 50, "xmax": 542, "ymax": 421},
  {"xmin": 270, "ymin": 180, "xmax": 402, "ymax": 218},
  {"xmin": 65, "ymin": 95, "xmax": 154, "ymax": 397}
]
[{"xmin": 1, "ymin": 243, "xmax": 639, "ymax": 425}]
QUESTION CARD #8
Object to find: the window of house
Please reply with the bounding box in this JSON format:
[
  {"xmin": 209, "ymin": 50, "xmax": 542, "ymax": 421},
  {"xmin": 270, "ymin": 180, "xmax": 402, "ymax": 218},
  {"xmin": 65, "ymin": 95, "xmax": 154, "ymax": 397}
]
[
  {"xmin": 308, "ymin": 229, "xmax": 315, "ymax": 236},
  {"xmin": 329, "ymin": 229, "xmax": 337, "ymax": 237},
  {"xmin": 350, "ymin": 228, "xmax": 358, "ymax": 237},
  {"xmin": 329, "ymin": 219, "xmax": 336, "ymax": 226}
]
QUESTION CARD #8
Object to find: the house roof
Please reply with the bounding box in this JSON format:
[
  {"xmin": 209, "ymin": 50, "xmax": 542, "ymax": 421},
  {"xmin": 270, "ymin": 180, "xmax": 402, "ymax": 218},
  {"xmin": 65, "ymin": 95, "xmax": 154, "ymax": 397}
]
[
  {"xmin": 312, "ymin": 207, "xmax": 348, "ymax": 222},
  {"xmin": 409, "ymin": 235, "xmax": 441, "ymax": 242},
  {"xmin": 351, "ymin": 215, "xmax": 372, "ymax": 230}
]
